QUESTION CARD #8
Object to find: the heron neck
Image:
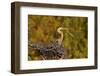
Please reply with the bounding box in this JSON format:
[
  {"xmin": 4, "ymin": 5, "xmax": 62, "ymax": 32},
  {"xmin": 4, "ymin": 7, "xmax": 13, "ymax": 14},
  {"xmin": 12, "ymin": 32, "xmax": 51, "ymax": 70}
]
[{"xmin": 58, "ymin": 32, "xmax": 63, "ymax": 45}]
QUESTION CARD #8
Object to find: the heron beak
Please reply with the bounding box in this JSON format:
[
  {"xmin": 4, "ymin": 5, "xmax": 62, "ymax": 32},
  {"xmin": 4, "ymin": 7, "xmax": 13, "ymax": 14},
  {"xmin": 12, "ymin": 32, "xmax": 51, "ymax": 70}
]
[
  {"xmin": 62, "ymin": 28, "xmax": 74, "ymax": 37},
  {"xmin": 67, "ymin": 32, "xmax": 74, "ymax": 37}
]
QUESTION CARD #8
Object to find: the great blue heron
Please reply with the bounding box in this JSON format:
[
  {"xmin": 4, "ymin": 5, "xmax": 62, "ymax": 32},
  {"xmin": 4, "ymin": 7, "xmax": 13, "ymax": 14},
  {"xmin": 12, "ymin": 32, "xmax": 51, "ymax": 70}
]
[{"xmin": 29, "ymin": 27, "xmax": 73, "ymax": 60}]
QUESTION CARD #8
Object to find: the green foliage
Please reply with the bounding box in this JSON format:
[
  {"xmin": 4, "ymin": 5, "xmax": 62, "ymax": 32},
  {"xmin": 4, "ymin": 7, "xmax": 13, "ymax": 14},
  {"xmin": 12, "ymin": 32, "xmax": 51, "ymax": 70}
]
[{"xmin": 28, "ymin": 15, "xmax": 88, "ymax": 60}]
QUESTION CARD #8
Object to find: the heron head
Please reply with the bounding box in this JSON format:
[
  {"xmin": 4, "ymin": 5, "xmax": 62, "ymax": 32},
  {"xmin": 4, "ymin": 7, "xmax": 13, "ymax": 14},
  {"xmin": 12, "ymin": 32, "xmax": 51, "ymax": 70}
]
[
  {"xmin": 57, "ymin": 27, "xmax": 67, "ymax": 31},
  {"xmin": 57, "ymin": 27, "xmax": 74, "ymax": 37}
]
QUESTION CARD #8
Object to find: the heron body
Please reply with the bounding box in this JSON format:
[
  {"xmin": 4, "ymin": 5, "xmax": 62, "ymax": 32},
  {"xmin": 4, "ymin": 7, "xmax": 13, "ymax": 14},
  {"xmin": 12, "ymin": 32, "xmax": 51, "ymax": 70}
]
[{"xmin": 28, "ymin": 27, "xmax": 71, "ymax": 60}]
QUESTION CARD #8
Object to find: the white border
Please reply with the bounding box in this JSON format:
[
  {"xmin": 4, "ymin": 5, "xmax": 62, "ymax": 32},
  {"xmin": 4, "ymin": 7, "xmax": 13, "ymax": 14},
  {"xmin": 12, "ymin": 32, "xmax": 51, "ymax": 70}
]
[{"xmin": 20, "ymin": 6, "xmax": 95, "ymax": 70}]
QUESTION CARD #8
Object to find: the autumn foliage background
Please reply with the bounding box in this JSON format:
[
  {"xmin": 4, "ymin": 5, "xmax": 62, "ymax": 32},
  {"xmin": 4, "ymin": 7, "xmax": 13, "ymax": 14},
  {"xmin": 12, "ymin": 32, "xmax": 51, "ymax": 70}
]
[{"xmin": 28, "ymin": 15, "xmax": 88, "ymax": 60}]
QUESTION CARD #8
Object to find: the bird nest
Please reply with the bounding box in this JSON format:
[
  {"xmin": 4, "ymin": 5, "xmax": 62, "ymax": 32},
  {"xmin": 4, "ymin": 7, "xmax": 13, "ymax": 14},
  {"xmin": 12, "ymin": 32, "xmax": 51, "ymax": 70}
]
[{"xmin": 28, "ymin": 41, "xmax": 65, "ymax": 60}]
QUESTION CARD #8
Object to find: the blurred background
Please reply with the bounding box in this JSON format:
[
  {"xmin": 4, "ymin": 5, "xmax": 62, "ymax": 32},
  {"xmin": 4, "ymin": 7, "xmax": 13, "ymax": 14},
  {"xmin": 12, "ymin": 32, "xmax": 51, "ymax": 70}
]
[{"xmin": 28, "ymin": 15, "xmax": 88, "ymax": 60}]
